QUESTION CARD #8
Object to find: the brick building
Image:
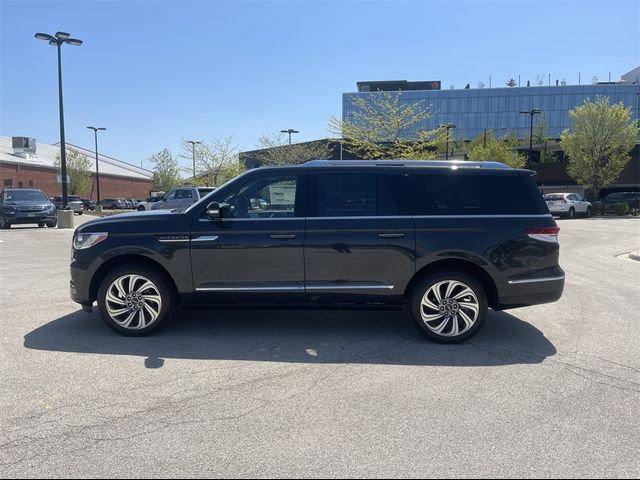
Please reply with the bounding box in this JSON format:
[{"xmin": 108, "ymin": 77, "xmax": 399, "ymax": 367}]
[{"xmin": 1, "ymin": 136, "xmax": 153, "ymax": 199}]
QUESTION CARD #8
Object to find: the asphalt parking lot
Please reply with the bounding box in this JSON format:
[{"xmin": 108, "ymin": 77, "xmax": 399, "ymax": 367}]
[{"xmin": 1, "ymin": 217, "xmax": 639, "ymax": 478}]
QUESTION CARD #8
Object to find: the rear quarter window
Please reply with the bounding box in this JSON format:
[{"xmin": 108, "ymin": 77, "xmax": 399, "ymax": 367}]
[{"xmin": 409, "ymin": 173, "xmax": 541, "ymax": 215}]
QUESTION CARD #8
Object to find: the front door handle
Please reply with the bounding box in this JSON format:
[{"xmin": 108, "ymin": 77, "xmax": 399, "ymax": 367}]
[
  {"xmin": 271, "ymin": 234, "xmax": 297, "ymax": 240},
  {"xmin": 378, "ymin": 233, "xmax": 405, "ymax": 239}
]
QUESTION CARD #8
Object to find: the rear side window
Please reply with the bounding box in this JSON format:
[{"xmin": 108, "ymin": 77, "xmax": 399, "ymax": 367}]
[
  {"xmin": 409, "ymin": 173, "xmax": 540, "ymax": 215},
  {"xmin": 309, "ymin": 174, "xmax": 407, "ymax": 217}
]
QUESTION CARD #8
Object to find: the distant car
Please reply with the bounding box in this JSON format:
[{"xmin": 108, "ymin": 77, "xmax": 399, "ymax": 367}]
[
  {"xmin": 81, "ymin": 199, "xmax": 96, "ymax": 211},
  {"xmin": 136, "ymin": 196, "xmax": 163, "ymax": 211},
  {"xmin": 544, "ymin": 193, "xmax": 592, "ymax": 219},
  {"xmin": 603, "ymin": 192, "xmax": 640, "ymax": 211},
  {"xmin": 100, "ymin": 198, "xmax": 126, "ymax": 210},
  {"xmin": 51, "ymin": 195, "xmax": 84, "ymax": 215},
  {"xmin": 0, "ymin": 188, "xmax": 57, "ymax": 228},
  {"xmin": 151, "ymin": 186, "xmax": 216, "ymax": 211}
]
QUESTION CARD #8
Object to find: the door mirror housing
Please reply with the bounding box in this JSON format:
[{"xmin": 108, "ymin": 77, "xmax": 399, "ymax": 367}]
[{"xmin": 206, "ymin": 202, "xmax": 230, "ymax": 220}]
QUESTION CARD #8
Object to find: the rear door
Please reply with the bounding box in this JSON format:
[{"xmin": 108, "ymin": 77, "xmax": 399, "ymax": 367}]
[{"xmin": 303, "ymin": 170, "xmax": 415, "ymax": 303}]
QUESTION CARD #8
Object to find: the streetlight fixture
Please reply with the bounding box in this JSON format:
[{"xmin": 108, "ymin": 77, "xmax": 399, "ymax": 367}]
[
  {"xmin": 520, "ymin": 108, "xmax": 542, "ymax": 164},
  {"xmin": 439, "ymin": 123, "xmax": 456, "ymax": 160},
  {"xmin": 35, "ymin": 31, "xmax": 83, "ymax": 209},
  {"xmin": 86, "ymin": 127, "xmax": 106, "ymax": 205},
  {"xmin": 280, "ymin": 129, "xmax": 299, "ymax": 145},
  {"xmin": 187, "ymin": 140, "xmax": 202, "ymax": 179}
]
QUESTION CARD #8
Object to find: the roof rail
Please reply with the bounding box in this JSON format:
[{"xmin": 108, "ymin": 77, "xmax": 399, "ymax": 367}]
[{"xmin": 302, "ymin": 159, "xmax": 511, "ymax": 169}]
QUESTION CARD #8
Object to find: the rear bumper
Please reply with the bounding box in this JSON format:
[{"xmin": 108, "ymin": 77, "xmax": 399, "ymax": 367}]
[{"xmin": 496, "ymin": 271, "xmax": 565, "ymax": 310}]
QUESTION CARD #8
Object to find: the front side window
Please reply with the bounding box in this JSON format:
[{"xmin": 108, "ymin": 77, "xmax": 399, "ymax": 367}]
[
  {"xmin": 221, "ymin": 175, "xmax": 298, "ymax": 218},
  {"xmin": 164, "ymin": 190, "xmax": 177, "ymax": 201},
  {"xmin": 176, "ymin": 189, "xmax": 194, "ymax": 199}
]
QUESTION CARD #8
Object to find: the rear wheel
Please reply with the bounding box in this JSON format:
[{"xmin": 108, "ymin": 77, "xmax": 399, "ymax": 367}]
[
  {"xmin": 97, "ymin": 265, "xmax": 175, "ymax": 336},
  {"xmin": 409, "ymin": 271, "xmax": 487, "ymax": 344},
  {"xmin": 586, "ymin": 206, "xmax": 592, "ymax": 217},
  {"xmin": 137, "ymin": 206, "xmax": 145, "ymax": 211}
]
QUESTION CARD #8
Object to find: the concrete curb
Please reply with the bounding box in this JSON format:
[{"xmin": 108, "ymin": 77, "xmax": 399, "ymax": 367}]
[{"xmin": 629, "ymin": 252, "xmax": 640, "ymax": 262}]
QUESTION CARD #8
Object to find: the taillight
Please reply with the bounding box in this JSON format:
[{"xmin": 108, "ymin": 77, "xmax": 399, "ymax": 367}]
[{"xmin": 526, "ymin": 227, "xmax": 560, "ymax": 243}]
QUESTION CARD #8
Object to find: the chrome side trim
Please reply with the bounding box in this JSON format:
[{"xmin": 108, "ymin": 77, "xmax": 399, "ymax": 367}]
[
  {"xmin": 196, "ymin": 286, "xmax": 305, "ymax": 292},
  {"xmin": 508, "ymin": 275, "xmax": 565, "ymax": 285},
  {"xmin": 306, "ymin": 285, "xmax": 395, "ymax": 290},
  {"xmin": 198, "ymin": 214, "xmax": 552, "ymax": 222},
  {"xmin": 192, "ymin": 235, "xmax": 219, "ymax": 242},
  {"xmin": 157, "ymin": 238, "xmax": 189, "ymax": 243}
]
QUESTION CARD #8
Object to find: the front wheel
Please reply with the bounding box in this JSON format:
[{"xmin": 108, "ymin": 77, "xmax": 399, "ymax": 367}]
[
  {"xmin": 409, "ymin": 271, "xmax": 487, "ymax": 344},
  {"xmin": 38, "ymin": 222, "xmax": 45, "ymax": 228},
  {"xmin": 46, "ymin": 219, "xmax": 58, "ymax": 228},
  {"xmin": 137, "ymin": 206, "xmax": 145, "ymax": 211},
  {"xmin": 97, "ymin": 265, "xmax": 175, "ymax": 336},
  {"xmin": 0, "ymin": 217, "xmax": 10, "ymax": 229}
]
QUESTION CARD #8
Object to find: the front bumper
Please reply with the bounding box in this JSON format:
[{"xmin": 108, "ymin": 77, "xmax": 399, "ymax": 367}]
[{"xmin": 2, "ymin": 211, "xmax": 57, "ymax": 223}]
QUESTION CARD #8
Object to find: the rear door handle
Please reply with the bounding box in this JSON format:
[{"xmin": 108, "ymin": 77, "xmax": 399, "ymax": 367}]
[
  {"xmin": 378, "ymin": 233, "xmax": 405, "ymax": 239},
  {"xmin": 271, "ymin": 234, "xmax": 297, "ymax": 240}
]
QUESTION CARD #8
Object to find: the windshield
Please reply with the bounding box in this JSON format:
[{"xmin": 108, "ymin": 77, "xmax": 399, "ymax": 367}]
[{"xmin": 3, "ymin": 190, "xmax": 47, "ymax": 202}]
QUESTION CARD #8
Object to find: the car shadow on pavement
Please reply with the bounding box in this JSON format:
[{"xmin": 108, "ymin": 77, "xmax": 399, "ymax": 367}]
[{"xmin": 24, "ymin": 308, "xmax": 556, "ymax": 368}]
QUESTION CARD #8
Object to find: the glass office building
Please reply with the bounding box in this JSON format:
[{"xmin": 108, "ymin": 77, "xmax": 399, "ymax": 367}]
[{"xmin": 343, "ymin": 84, "xmax": 640, "ymax": 141}]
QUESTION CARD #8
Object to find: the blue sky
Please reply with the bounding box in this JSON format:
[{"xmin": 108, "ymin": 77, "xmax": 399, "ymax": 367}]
[{"xmin": 1, "ymin": 0, "xmax": 638, "ymax": 170}]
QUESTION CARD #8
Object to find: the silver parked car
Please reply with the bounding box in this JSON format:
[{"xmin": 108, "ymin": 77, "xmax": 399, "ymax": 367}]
[
  {"xmin": 151, "ymin": 186, "xmax": 215, "ymax": 211},
  {"xmin": 544, "ymin": 193, "xmax": 592, "ymax": 219},
  {"xmin": 136, "ymin": 196, "xmax": 164, "ymax": 211}
]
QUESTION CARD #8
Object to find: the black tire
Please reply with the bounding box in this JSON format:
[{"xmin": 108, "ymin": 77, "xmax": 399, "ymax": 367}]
[
  {"xmin": 568, "ymin": 207, "xmax": 575, "ymax": 219},
  {"xmin": 38, "ymin": 222, "xmax": 45, "ymax": 228},
  {"xmin": 46, "ymin": 219, "xmax": 58, "ymax": 228},
  {"xmin": 137, "ymin": 206, "xmax": 145, "ymax": 211},
  {"xmin": 97, "ymin": 264, "xmax": 175, "ymax": 336},
  {"xmin": 78, "ymin": 211, "xmax": 83, "ymax": 216},
  {"xmin": 0, "ymin": 216, "xmax": 10, "ymax": 229},
  {"xmin": 586, "ymin": 206, "xmax": 592, "ymax": 217},
  {"xmin": 409, "ymin": 270, "xmax": 488, "ymax": 344}
]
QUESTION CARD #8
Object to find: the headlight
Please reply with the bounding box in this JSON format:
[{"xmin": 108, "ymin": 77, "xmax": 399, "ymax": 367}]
[
  {"xmin": 46, "ymin": 204, "xmax": 56, "ymax": 212},
  {"xmin": 73, "ymin": 232, "xmax": 109, "ymax": 250}
]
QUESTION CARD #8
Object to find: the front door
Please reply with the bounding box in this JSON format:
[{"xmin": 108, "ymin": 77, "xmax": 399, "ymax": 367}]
[{"xmin": 190, "ymin": 172, "xmax": 306, "ymax": 303}]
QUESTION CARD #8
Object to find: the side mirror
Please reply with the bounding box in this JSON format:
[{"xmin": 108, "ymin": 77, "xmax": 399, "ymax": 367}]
[{"xmin": 206, "ymin": 202, "xmax": 232, "ymax": 220}]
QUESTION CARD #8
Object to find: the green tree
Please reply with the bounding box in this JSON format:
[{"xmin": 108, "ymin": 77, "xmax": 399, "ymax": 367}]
[
  {"xmin": 255, "ymin": 133, "xmax": 332, "ymax": 166},
  {"xmin": 149, "ymin": 148, "xmax": 182, "ymax": 192},
  {"xmin": 529, "ymin": 115, "xmax": 556, "ymax": 163},
  {"xmin": 329, "ymin": 90, "xmax": 443, "ymax": 160},
  {"xmin": 181, "ymin": 135, "xmax": 241, "ymax": 186},
  {"xmin": 465, "ymin": 129, "xmax": 527, "ymax": 168},
  {"xmin": 561, "ymin": 97, "xmax": 638, "ymax": 201},
  {"xmin": 54, "ymin": 147, "xmax": 92, "ymax": 195}
]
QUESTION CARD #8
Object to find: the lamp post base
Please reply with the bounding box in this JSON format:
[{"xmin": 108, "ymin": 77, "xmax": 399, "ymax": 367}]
[{"xmin": 57, "ymin": 209, "xmax": 75, "ymax": 229}]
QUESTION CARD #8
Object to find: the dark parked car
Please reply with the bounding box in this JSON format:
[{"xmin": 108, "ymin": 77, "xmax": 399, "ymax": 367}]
[
  {"xmin": 51, "ymin": 195, "xmax": 84, "ymax": 214},
  {"xmin": 100, "ymin": 198, "xmax": 126, "ymax": 210},
  {"xmin": 603, "ymin": 192, "xmax": 640, "ymax": 211},
  {"xmin": 81, "ymin": 199, "xmax": 96, "ymax": 211},
  {"xmin": 0, "ymin": 188, "xmax": 57, "ymax": 228},
  {"xmin": 151, "ymin": 186, "xmax": 216, "ymax": 211},
  {"xmin": 71, "ymin": 160, "xmax": 564, "ymax": 343}
]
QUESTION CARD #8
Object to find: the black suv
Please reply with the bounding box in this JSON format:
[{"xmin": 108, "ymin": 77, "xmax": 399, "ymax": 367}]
[{"xmin": 70, "ymin": 160, "xmax": 564, "ymax": 343}]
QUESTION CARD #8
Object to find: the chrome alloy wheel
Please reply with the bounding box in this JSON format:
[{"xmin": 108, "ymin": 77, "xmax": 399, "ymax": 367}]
[
  {"xmin": 420, "ymin": 280, "xmax": 480, "ymax": 337},
  {"xmin": 105, "ymin": 274, "xmax": 162, "ymax": 330}
]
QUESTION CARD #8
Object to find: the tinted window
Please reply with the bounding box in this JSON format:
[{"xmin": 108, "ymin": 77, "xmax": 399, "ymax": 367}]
[
  {"xmin": 310, "ymin": 174, "xmax": 405, "ymax": 217},
  {"xmin": 544, "ymin": 194, "xmax": 564, "ymax": 201},
  {"xmin": 409, "ymin": 173, "xmax": 540, "ymax": 215},
  {"xmin": 175, "ymin": 189, "xmax": 194, "ymax": 199}
]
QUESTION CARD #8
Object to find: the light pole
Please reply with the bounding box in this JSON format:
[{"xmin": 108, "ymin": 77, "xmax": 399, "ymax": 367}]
[
  {"xmin": 280, "ymin": 129, "xmax": 299, "ymax": 145},
  {"xmin": 86, "ymin": 127, "xmax": 105, "ymax": 205},
  {"xmin": 35, "ymin": 31, "xmax": 83, "ymax": 209},
  {"xmin": 439, "ymin": 123, "xmax": 456, "ymax": 160},
  {"xmin": 187, "ymin": 140, "xmax": 202, "ymax": 179},
  {"xmin": 520, "ymin": 108, "xmax": 542, "ymax": 164}
]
